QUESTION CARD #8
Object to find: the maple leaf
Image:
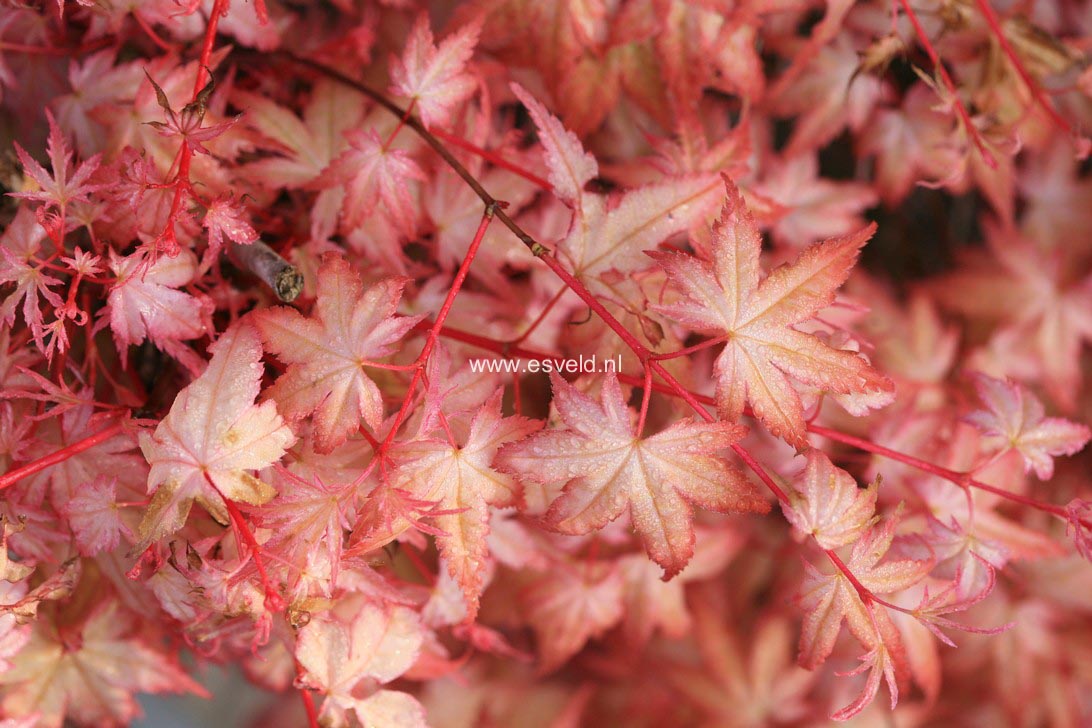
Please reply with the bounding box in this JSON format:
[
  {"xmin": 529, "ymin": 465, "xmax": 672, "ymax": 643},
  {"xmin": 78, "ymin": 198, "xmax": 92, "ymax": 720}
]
[
  {"xmin": 893, "ymin": 423, "xmax": 1067, "ymax": 566},
  {"xmin": 512, "ymin": 84, "xmax": 721, "ymax": 301},
  {"xmin": 237, "ymin": 79, "xmax": 365, "ymax": 240},
  {"xmin": 9, "ymin": 109, "xmax": 102, "ymax": 214},
  {"xmin": 18, "ymin": 400, "xmax": 144, "ymax": 509},
  {"xmin": 930, "ymin": 221, "xmax": 1092, "ymax": 409},
  {"xmin": 349, "ymin": 479, "xmax": 452, "ymax": 557},
  {"xmin": 782, "ymin": 450, "xmax": 878, "ymax": 550},
  {"xmin": 520, "ymin": 558, "xmax": 624, "ymax": 672},
  {"xmin": 296, "ymin": 601, "xmax": 426, "ymax": 728},
  {"xmin": 0, "ymin": 206, "xmax": 62, "ymax": 350},
  {"xmin": 259, "ymin": 468, "xmax": 354, "ymax": 595},
  {"xmin": 908, "ymin": 558, "xmax": 1011, "ymax": 647},
  {"xmin": 461, "ymin": 1, "xmax": 661, "ymax": 135},
  {"xmin": 770, "ymin": 34, "xmax": 882, "ymax": 158},
  {"xmin": 391, "ymin": 390, "xmax": 538, "ymax": 617},
  {"xmin": 796, "ymin": 514, "xmax": 933, "ymax": 721},
  {"xmin": 511, "ymin": 83, "xmax": 598, "ymax": 206},
  {"xmin": 797, "ymin": 513, "xmax": 932, "ymax": 671},
  {"xmin": 253, "ymin": 254, "xmax": 424, "ymax": 452},
  {"xmin": 755, "ymin": 153, "xmax": 878, "ymax": 249},
  {"xmin": 424, "ymin": 163, "xmax": 538, "ymax": 294},
  {"xmin": 390, "ymin": 15, "xmax": 481, "ymax": 129},
  {"xmin": 238, "ymin": 79, "xmax": 365, "ymax": 189},
  {"xmin": 0, "ymin": 599, "xmax": 204, "ymax": 727},
  {"xmin": 408, "ymin": 342, "xmax": 501, "ymax": 440},
  {"xmin": 1018, "ymin": 138, "xmax": 1092, "ymax": 250},
  {"xmin": 497, "ymin": 372, "xmax": 768, "ymax": 578},
  {"xmin": 830, "ymin": 644, "xmax": 899, "ymax": 722},
  {"xmin": 857, "ymin": 83, "xmax": 961, "ymax": 206},
  {"xmin": 53, "ymin": 49, "xmax": 144, "ymax": 157},
  {"xmin": 143, "ymin": 72, "xmax": 239, "ymax": 157},
  {"xmin": 617, "ymin": 554, "xmax": 689, "ymax": 647},
  {"xmin": 202, "ymin": 196, "xmax": 259, "ymax": 264},
  {"xmin": 618, "ymin": 525, "xmax": 744, "ymax": 649},
  {"xmin": 655, "ymin": 2, "xmax": 765, "ymax": 106},
  {"xmin": 58, "ymin": 474, "xmax": 131, "ymax": 557},
  {"xmin": 104, "ymin": 248, "xmax": 208, "ymax": 375},
  {"xmin": 649, "ymin": 180, "xmax": 891, "ymax": 446},
  {"xmin": 319, "ymin": 129, "xmax": 426, "ymax": 236},
  {"xmin": 850, "ymin": 277, "xmax": 959, "ymax": 389},
  {"xmin": 135, "ymin": 322, "xmax": 295, "ymax": 551},
  {"xmin": 965, "ymin": 373, "xmax": 1090, "ymax": 480},
  {"xmin": 668, "ymin": 591, "xmax": 816, "ymax": 725}
]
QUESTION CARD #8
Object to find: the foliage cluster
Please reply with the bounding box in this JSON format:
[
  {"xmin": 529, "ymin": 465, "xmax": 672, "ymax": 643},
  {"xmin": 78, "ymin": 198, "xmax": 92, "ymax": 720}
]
[{"xmin": 0, "ymin": 1, "xmax": 1091, "ymax": 726}]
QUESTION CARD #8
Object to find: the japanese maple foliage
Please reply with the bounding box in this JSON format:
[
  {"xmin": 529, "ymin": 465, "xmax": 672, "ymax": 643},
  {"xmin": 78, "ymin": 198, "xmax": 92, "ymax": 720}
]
[{"xmin": 0, "ymin": 1, "xmax": 1091, "ymax": 727}]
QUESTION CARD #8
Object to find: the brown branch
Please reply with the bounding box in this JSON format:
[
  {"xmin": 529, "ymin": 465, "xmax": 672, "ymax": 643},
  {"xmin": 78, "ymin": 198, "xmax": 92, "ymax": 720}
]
[
  {"xmin": 278, "ymin": 54, "xmax": 547, "ymax": 256},
  {"xmin": 228, "ymin": 240, "xmax": 304, "ymax": 302}
]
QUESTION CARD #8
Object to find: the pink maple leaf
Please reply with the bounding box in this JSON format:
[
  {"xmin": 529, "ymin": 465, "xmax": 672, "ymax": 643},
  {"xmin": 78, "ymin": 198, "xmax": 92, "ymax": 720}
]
[
  {"xmin": 236, "ymin": 79, "xmax": 365, "ymax": 241},
  {"xmin": 513, "ymin": 84, "xmax": 722, "ymax": 300},
  {"xmin": 857, "ymin": 83, "xmax": 961, "ymax": 206},
  {"xmin": 390, "ymin": 15, "xmax": 481, "ymax": 129},
  {"xmin": 319, "ymin": 129, "xmax": 426, "ymax": 236},
  {"xmin": 59, "ymin": 475, "xmax": 131, "ymax": 557},
  {"xmin": 755, "ymin": 153, "xmax": 879, "ymax": 249},
  {"xmin": 650, "ymin": 180, "xmax": 891, "ymax": 446},
  {"xmin": 510, "ymin": 83, "xmax": 597, "ymax": 207},
  {"xmin": 965, "ymin": 373, "xmax": 1090, "ymax": 479},
  {"xmin": 830, "ymin": 644, "xmax": 900, "ymax": 722},
  {"xmin": 0, "ymin": 599, "xmax": 205, "ymax": 727},
  {"xmin": 253, "ymin": 254, "xmax": 423, "ymax": 452},
  {"xmin": 9, "ymin": 109, "xmax": 102, "ymax": 215},
  {"xmin": 797, "ymin": 514, "xmax": 932, "ymax": 719},
  {"xmin": 259, "ymin": 468, "xmax": 354, "ymax": 596},
  {"xmin": 391, "ymin": 390, "xmax": 539, "ymax": 617},
  {"xmin": 798, "ymin": 519, "xmax": 929, "ymax": 671},
  {"xmin": 497, "ymin": 372, "xmax": 768, "ymax": 578},
  {"xmin": 143, "ymin": 72, "xmax": 239, "ymax": 157},
  {"xmin": 296, "ymin": 601, "xmax": 426, "ymax": 728},
  {"xmin": 135, "ymin": 322, "xmax": 295, "ymax": 551},
  {"xmin": 202, "ymin": 196, "xmax": 259, "ymax": 264},
  {"xmin": 933, "ymin": 223, "xmax": 1092, "ymax": 409},
  {"xmin": 0, "ymin": 207, "xmax": 62, "ymax": 351},
  {"xmin": 782, "ymin": 449, "xmax": 879, "ymax": 550},
  {"xmin": 105, "ymin": 248, "xmax": 208, "ymax": 375},
  {"xmin": 668, "ymin": 592, "xmax": 817, "ymax": 724},
  {"xmin": 520, "ymin": 558, "xmax": 624, "ymax": 672}
]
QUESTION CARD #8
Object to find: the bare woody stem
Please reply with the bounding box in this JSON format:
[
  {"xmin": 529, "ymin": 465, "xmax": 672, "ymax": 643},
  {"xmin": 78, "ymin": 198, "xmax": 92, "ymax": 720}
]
[
  {"xmin": 228, "ymin": 240, "xmax": 304, "ymax": 302},
  {"xmin": 429, "ymin": 126, "xmax": 552, "ymax": 190},
  {"xmin": 280, "ymin": 55, "xmax": 545, "ymax": 255}
]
